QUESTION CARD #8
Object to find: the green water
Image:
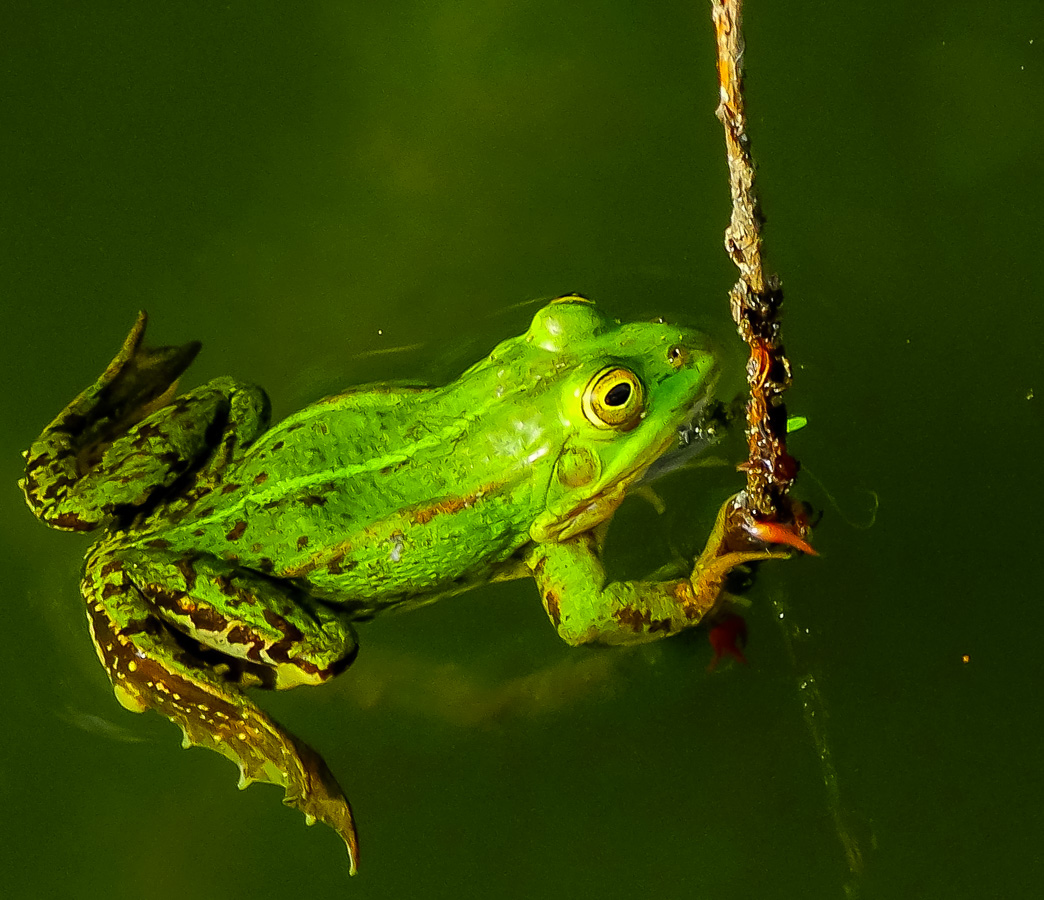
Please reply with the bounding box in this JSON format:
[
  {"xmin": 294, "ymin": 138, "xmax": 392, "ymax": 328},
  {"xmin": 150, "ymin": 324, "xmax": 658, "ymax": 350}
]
[{"xmin": 2, "ymin": 2, "xmax": 1042, "ymax": 898}]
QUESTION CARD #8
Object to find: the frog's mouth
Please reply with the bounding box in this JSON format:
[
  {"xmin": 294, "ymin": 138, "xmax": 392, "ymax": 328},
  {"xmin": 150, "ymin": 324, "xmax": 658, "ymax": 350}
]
[{"xmin": 638, "ymin": 395, "xmax": 741, "ymax": 485}]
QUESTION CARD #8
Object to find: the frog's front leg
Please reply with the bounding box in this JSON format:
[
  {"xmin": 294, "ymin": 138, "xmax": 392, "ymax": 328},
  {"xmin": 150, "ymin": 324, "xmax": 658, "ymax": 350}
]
[
  {"xmin": 526, "ymin": 496, "xmax": 792, "ymax": 647},
  {"xmin": 84, "ymin": 545, "xmax": 360, "ymax": 872}
]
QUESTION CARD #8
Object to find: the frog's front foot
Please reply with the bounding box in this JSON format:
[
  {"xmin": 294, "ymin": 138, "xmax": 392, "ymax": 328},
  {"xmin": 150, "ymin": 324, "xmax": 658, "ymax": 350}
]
[{"xmin": 687, "ymin": 493, "xmax": 812, "ymax": 611}]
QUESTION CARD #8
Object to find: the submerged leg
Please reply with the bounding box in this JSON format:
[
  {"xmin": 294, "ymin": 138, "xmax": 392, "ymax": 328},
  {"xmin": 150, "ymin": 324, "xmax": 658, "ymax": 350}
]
[{"xmin": 84, "ymin": 544, "xmax": 361, "ymax": 873}]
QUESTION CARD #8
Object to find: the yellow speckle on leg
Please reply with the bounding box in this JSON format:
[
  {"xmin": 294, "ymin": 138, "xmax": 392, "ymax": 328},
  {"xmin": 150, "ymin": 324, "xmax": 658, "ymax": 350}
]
[{"xmin": 113, "ymin": 683, "xmax": 147, "ymax": 713}]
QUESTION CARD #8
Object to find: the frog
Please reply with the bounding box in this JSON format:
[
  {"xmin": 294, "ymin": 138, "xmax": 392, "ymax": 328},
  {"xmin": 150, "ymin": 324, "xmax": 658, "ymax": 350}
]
[{"xmin": 20, "ymin": 295, "xmax": 799, "ymax": 873}]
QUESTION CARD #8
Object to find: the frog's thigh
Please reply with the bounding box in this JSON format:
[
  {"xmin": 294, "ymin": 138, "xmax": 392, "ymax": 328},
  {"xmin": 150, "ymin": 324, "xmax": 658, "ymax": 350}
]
[
  {"xmin": 125, "ymin": 549, "xmax": 357, "ymax": 689},
  {"xmin": 82, "ymin": 377, "xmax": 270, "ymax": 508}
]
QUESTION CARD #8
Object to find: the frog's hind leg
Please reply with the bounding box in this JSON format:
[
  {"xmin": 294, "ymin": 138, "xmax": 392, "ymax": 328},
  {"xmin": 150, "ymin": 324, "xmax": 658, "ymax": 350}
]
[
  {"xmin": 83, "ymin": 546, "xmax": 360, "ymax": 873},
  {"xmin": 22, "ymin": 313, "xmax": 271, "ymax": 533},
  {"xmin": 21, "ymin": 312, "xmax": 200, "ymax": 530},
  {"xmin": 124, "ymin": 549, "xmax": 361, "ymax": 692}
]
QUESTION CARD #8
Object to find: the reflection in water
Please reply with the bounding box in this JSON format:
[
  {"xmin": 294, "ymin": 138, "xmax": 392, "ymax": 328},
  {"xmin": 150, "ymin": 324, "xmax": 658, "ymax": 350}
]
[
  {"xmin": 334, "ymin": 644, "xmax": 642, "ymax": 727},
  {"xmin": 57, "ymin": 706, "xmax": 147, "ymax": 743},
  {"xmin": 771, "ymin": 589, "xmax": 871, "ymax": 898}
]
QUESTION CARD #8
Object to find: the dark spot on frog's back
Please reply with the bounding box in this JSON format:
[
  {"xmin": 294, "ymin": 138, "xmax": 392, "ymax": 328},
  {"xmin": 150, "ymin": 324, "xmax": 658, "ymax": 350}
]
[
  {"xmin": 270, "ymin": 441, "xmax": 285, "ymax": 451},
  {"xmin": 327, "ymin": 555, "xmax": 356, "ymax": 576},
  {"xmin": 297, "ymin": 535, "xmax": 309, "ymax": 550},
  {"xmin": 253, "ymin": 472, "xmax": 269, "ymax": 485},
  {"xmin": 221, "ymin": 483, "xmax": 241, "ymax": 495},
  {"xmin": 226, "ymin": 521, "xmax": 247, "ymax": 541},
  {"xmin": 298, "ymin": 482, "xmax": 336, "ymax": 509}
]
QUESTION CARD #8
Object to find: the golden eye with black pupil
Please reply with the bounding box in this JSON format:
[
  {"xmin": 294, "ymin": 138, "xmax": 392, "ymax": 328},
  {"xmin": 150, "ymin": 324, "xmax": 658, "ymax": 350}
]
[
  {"xmin": 582, "ymin": 367, "xmax": 645, "ymax": 430},
  {"xmin": 667, "ymin": 344, "xmax": 689, "ymax": 370}
]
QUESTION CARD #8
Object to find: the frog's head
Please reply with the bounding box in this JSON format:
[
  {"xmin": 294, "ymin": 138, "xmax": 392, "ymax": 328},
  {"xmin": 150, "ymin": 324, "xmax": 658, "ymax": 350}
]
[{"xmin": 526, "ymin": 295, "xmax": 720, "ymax": 543}]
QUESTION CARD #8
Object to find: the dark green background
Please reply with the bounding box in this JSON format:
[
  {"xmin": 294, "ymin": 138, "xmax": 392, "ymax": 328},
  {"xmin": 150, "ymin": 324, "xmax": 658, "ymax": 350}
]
[{"xmin": 3, "ymin": 2, "xmax": 1042, "ymax": 898}]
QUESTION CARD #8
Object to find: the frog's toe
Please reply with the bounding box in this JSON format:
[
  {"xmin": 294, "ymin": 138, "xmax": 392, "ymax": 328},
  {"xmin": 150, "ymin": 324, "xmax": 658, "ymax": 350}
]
[{"xmin": 94, "ymin": 311, "xmax": 203, "ymax": 434}]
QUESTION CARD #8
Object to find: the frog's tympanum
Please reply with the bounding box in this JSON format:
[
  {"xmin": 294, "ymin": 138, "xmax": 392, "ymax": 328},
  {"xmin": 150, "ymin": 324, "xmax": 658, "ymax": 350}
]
[{"xmin": 21, "ymin": 296, "xmax": 796, "ymax": 873}]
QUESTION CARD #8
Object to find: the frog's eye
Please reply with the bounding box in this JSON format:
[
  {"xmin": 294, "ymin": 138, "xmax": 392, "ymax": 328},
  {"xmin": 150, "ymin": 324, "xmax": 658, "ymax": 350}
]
[{"xmin": 582, "ymin": 367, "xmax": 645, "ymax": 430}]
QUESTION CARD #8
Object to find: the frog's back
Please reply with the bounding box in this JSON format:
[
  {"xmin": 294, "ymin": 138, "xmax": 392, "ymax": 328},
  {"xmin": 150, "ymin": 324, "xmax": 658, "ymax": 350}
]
[{"xmin": 150, "ymin": 383, "xmax": 547, "ymax": 608}]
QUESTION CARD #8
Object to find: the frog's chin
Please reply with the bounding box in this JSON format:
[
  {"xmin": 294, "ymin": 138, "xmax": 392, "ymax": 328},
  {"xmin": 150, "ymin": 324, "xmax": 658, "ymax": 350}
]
[{"xmin": 538, "ymin": 430, "xmax": 677, "ymax": 543}]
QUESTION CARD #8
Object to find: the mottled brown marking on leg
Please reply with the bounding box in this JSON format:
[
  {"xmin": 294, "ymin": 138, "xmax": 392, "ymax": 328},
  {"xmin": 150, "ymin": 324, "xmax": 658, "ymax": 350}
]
[
  {"xmin": 613, "ymin": 606, "xmax": 652, "ymax": 632},
  {"xmin": 176, "ymin": 556, "xmax": 198, "ymax": 590},
  {"xmin": 544, "ymin": 590, "xmax": 562, "ymax": 627}
]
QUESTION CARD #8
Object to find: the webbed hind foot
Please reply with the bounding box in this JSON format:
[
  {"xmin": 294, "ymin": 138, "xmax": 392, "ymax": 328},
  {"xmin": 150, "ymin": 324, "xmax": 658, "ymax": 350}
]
[{"xmin": 21, "ymin": 312, "xmax": 201, "ymax": 530}]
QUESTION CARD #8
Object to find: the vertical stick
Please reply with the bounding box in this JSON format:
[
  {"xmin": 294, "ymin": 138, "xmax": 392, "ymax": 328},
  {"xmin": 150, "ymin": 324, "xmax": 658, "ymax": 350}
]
[
  {"xmin": 710, "ymin": 8, "xmax": 863, "ymax": 892},
  {"xmin": 712, "ymin": 0, "xmax": 799, "ymax": 523}
]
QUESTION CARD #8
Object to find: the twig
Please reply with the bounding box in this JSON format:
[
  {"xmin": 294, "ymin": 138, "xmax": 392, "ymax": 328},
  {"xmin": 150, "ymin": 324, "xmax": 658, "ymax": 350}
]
[
  {"xmin": 710, "ymin": 8, "xmax": 864, "ymax": 893},
  {"xmin": 711, "ymin": 0, "xmax": 800, "ymax": 523}
]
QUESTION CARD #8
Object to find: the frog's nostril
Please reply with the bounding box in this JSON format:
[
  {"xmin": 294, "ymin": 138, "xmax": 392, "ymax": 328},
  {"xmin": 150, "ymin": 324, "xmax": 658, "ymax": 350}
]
[{"xmin": 666, "ymin": 344, "xmax": 689, "ymax": 370}]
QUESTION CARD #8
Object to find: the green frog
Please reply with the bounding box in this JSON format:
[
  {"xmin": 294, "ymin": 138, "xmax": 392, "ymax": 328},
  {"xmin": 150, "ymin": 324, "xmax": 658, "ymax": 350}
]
[{"xmin": 21, "ymin": 296, "xmax": 795, "ymax": 873}]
